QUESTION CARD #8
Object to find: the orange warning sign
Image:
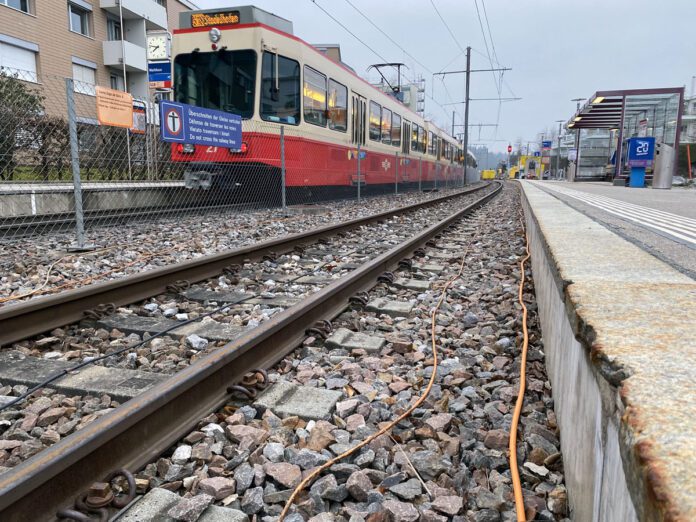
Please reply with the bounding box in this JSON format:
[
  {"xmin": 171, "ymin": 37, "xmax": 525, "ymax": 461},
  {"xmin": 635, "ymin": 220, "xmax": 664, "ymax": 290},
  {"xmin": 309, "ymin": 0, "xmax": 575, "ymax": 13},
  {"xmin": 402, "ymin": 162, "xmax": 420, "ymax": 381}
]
[{"xmin": 96, "ymin": 86, "xmax": 133, "ymax": 128}]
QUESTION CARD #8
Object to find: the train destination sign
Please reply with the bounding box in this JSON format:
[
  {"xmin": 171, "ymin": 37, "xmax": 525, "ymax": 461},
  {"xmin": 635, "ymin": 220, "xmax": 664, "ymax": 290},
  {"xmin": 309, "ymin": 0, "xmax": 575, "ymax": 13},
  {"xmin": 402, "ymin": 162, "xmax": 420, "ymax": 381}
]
[
  {"xmin": 160, "ymin": 101, "xmax": 242, "ymax": 149},
  {"xmin": 191, "ymin": 11, "xmax": 240, "ymax": 28}
]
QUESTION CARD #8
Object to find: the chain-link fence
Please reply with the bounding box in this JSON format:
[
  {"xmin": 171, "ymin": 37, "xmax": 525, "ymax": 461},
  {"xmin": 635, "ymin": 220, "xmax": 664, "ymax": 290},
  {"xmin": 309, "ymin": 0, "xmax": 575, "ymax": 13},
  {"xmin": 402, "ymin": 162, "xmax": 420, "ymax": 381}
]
[{"xmin": 0, "ymin": 68, "xmax": 474, "ymax": 249}]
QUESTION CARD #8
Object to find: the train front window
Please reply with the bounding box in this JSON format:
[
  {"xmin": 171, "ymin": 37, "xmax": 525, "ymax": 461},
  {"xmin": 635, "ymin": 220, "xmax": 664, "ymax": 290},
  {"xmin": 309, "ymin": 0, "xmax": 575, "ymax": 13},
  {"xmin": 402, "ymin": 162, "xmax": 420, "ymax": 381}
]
[
  {"xmin": 174, "ymin": 50, "xmax": 256, "ymax": 119},
  {"xmin": 261, "ymin": 52, "xmax": 300, "ymax": 125}
]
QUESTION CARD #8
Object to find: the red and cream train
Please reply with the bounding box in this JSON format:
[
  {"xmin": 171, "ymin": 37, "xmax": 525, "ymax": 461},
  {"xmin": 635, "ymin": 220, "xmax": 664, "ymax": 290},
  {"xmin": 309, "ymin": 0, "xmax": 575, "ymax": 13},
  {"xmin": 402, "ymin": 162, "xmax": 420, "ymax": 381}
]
[{"xmin": 170, "ymin": 6, "xmax": 476, "ymax": 197}]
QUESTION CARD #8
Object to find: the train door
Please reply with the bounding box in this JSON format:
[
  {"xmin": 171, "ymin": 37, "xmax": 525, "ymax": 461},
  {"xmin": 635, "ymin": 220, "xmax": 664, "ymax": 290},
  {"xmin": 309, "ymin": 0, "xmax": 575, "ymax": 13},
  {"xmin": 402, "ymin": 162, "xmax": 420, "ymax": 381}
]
[{"xmin": 351, "ymin": 93, "xmax": 366, "ymax": 146}]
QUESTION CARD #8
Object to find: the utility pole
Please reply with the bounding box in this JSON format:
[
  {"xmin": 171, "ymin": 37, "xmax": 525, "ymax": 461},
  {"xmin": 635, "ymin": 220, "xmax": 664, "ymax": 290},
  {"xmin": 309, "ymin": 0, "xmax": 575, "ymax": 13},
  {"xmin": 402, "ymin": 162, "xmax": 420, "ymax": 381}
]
[
  {"xmin": 463, "ymin": 47, "xmax": 471, "ymax": 185},
  {"xmin": 555, "ymin": 120, "xmax": 564, "ymax": 179},
  {"xmin": 434, "ymin": 50, "xmax": 511, "ymax": 185},
  {"xmin": 451, "ymin": 111, "xmax": 455, "ymax": 137}
]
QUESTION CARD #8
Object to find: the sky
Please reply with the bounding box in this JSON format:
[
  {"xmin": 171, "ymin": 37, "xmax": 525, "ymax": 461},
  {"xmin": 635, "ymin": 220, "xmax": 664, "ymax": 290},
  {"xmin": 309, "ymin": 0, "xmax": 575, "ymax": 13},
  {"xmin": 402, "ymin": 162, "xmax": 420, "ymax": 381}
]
[{"xmin": 193, "ymin": 0, "xmax": 696, "ymax": 152}]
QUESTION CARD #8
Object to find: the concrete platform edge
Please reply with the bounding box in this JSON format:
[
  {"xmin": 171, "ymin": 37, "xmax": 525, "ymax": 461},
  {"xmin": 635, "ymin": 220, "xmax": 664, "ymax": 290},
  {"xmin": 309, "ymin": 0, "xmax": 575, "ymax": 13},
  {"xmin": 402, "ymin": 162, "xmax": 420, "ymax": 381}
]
[{"xmin": 519, "ymin": 181, "xmax": 695, "ymax": 522}]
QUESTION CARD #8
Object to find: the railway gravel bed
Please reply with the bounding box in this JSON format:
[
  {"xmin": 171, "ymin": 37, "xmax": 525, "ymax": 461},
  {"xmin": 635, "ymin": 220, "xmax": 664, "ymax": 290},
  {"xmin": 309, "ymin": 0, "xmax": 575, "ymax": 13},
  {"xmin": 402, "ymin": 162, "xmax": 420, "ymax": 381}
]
[
  {"xmin": 115, "ymin": 183, "xmax": 565, "ymax": 521},
  {"xmin": 0, "ymin": 185, "xmax": 497, "ymax": 469},
  {"xmin": 0, "ymin": 188, "xmax": 472, "ymax": 305}
]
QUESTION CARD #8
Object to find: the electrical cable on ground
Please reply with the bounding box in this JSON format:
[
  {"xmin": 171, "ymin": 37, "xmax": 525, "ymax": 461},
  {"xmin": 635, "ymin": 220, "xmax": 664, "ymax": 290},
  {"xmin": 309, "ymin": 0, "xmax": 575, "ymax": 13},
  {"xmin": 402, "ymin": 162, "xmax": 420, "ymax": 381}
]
[
  {"xmin": 279, "ymin": 236, "xmax": 474, "ymax": 521},
  {"xmin": 509, "ymin": 216, "xmax": 531, "ymax": 522}
]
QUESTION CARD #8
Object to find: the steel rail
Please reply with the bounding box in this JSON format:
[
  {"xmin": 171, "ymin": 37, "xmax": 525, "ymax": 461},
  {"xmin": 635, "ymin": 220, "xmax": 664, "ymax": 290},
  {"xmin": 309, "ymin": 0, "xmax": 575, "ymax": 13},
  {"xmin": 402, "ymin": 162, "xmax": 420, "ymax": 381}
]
[
  {"xmin": 0, "ymin": 182, "xmax": 502, "ymax": 521},
  {"xmin": 0, "ymin": 185, "xmax": 489, "ymax": 347}
]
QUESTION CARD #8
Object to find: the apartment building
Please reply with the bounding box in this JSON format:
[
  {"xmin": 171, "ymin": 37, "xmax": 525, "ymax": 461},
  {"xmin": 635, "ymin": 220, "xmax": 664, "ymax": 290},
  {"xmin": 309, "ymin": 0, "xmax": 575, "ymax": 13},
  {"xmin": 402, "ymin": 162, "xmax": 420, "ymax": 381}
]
[{"xmin": 0, "ymin": 0, "xmax": 195, "ymax": 105}]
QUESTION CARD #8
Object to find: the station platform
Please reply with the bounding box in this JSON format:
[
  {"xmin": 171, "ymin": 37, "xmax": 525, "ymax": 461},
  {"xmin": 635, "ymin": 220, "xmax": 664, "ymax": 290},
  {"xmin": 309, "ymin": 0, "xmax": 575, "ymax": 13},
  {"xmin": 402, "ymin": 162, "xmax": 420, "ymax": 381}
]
[
  {"xmin": 530, "ymin": 180, "xmax": 696, "ymax": 279},
  {"xmin": 520, "ymin": 181, "xmax": 695, "ymax": 521}
]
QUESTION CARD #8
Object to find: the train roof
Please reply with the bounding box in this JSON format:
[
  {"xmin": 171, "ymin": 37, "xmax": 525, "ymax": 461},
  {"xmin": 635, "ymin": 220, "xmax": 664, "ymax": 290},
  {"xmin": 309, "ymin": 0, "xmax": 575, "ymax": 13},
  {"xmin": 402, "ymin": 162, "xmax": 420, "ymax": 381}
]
[{"xmin": 176, "ymin": 6, "xmax": 473, "ymax": 156}]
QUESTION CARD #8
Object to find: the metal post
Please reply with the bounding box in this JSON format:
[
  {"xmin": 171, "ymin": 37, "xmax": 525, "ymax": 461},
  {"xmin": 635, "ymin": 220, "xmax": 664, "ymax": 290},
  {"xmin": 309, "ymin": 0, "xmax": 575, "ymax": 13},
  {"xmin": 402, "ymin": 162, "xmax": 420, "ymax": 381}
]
[
  {"xmin": 574, "ymin": 127, "xmax": 581, "ymax": 182},
  {"xmin": 434, "ymin": 164, "xmax": 438, "ymax": 190},
  {"xmin": 395, "ymin": 152, "xmax": 398, "ymax": 194},
  {"xmin": 462, "ymin": 46, "xmax": 471, "ymax": 187},
  {"xmin": 280, "ymin": 126, "xmax": 286, "ymax": 211},
  {"xmin": 118, "ymin": 0, "xmax": 133, "ymax": 181},
  {"xmin": 357, "ymin": 142, "xmax": 361, "ymax": 202},
  {"xmin": 556, "ymin": 121, "xmax": 562, "ymax": 179},
  {"xmin": 65, "ymin": 78, "xmax": 93, "ymax": 251},
  {"xmin": 418, "ymin": 157, "xmax": 422, "ymax": 191}
]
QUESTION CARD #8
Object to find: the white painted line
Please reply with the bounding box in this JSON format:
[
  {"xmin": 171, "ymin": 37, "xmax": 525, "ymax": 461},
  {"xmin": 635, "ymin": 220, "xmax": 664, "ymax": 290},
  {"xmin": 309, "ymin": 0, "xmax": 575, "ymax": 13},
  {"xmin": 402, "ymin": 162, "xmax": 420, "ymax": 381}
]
[{"xmin": 541, "ymin": 184, "xmax": 696, "ymax": 247}]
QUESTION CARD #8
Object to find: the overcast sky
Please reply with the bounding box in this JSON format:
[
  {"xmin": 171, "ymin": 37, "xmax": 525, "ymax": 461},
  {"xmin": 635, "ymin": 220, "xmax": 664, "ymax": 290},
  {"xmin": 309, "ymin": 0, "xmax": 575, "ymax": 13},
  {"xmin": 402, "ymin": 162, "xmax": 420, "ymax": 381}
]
[{"xmin": 194, "ymin": 0, "xmax": 696, "ymax": 152}]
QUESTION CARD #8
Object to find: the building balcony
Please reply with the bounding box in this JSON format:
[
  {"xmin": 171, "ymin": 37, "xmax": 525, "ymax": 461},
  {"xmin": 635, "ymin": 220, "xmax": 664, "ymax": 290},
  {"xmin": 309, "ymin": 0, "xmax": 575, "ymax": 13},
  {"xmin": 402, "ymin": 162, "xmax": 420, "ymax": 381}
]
[
  {"xmin": 100, "ymin": 0, "xmax": 167, "ymax": 30},
  {"xmin": 103, "ymin": 40, "xmax": 147, "ymax": 73}
]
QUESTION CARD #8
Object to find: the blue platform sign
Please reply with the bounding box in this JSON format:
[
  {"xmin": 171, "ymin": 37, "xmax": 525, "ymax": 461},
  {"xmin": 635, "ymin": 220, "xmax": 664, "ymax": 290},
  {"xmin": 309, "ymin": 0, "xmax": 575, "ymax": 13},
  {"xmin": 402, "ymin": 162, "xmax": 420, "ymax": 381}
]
[
  {"xmin": 542, "ymin": 140, "xmax": 552, "ymax": 149},
  {"xmin": 627, "ymin": 137, "xmax": 655, "ymax": 167},
  {"xmin": 160, "ymin": 101, "xmax": 242, "ymax": 149},
  {"xmin": 148, "ymin": 62, "xmax": 171, "ymax": 87},
  {"xmin": 533, "ymin": 151, "xmax": 541, "ymax": 157}
]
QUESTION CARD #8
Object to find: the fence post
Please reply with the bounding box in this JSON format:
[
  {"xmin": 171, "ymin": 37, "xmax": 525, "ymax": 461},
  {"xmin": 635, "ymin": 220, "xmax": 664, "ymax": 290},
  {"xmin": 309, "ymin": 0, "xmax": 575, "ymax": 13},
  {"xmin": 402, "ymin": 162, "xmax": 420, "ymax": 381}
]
[
  {"xmin": 435, "ymin": 164, "xmax": 438, "ymax": 190},
  {"xmin": 280, "ymin": 126, "xmax": 286, "ymax": 211},
  {"xmin": 65, "ymin": 78, "xmax": 92, "ymax": 251},
  {"xmin": 357, "ymin": 142, "xmax": 361, "ymax": 203},
  {"xmin": 418, "ymin": 157, "xmax": 422, "ymax": 191},
  {"xmin": 395, "ymin": 152, "xmax": 399, "ymax": 195}
]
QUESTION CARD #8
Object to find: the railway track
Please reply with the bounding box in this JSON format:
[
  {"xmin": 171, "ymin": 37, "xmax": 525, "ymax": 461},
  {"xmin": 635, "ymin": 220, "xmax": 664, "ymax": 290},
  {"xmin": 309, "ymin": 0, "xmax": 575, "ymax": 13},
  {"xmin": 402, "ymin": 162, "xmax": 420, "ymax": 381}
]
[
  {"xmin": 0, "ymin": 183, "xmax": 564, "ymax": 521},
  {"xmin": 0, "ymin": 181, "xmax": 566, "ymax": 521},
  {"xmin": 0, "ymin": 184, "xmax": 490, "ymax": 346}
]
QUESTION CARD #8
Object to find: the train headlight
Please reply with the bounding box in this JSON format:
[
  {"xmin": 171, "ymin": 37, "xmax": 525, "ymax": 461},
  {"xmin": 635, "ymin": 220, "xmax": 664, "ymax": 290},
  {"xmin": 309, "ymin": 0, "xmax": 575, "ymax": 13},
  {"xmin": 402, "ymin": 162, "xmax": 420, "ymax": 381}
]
[
  {"xmin": 209, "ymin": 28, "xmax": 221, "ymax": 43},
  {"xmin": 229, "ymin": 142, "xmax": 249, "ymax": 154},
  {"xmin": 177, "ymin": 143, "xmax": 195, "ymax": 154}
]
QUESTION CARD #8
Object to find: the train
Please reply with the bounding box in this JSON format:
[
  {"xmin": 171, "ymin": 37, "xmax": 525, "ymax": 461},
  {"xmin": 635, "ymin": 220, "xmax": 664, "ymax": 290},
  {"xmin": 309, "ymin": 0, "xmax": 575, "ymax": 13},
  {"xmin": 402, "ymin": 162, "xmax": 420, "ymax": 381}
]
[{"xmin": 169, "ymin": 6, "xmax": 476, "ymax": 200}]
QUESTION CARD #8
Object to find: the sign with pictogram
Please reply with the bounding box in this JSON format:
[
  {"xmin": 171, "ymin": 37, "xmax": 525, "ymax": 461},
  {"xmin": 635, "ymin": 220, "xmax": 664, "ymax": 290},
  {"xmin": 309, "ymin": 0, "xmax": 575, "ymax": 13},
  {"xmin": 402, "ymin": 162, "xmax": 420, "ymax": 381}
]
[{"xmin": 159, "ymin": 101, "xmax": 241, "ymax": 148}]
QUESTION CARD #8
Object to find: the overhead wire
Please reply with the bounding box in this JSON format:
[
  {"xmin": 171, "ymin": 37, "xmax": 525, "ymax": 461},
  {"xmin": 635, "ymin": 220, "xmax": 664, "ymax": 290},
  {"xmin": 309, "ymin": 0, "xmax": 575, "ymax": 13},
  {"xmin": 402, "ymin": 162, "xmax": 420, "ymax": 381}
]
[{"xmin": 309, "ymin": 0, "xmax": 459, "ymax": 129}]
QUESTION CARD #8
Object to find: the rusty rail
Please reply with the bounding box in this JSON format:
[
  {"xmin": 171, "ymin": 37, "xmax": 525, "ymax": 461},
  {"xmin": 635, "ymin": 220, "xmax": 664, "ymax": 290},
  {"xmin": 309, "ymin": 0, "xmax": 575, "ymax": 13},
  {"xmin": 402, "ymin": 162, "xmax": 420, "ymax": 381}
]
[
  {"xmin": 0, "ymin": 184, "xmax": 489, "ymax": 347},
  {"xmin": 0, "ymin": 182, "xmax": 502, "ymax": 520}
]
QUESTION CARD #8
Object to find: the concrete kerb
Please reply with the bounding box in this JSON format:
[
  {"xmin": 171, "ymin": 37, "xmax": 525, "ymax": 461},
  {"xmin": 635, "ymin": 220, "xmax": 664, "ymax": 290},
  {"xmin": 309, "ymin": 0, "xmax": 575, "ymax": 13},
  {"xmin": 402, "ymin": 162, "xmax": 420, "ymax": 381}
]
[{"xmin": 519, "ymin": 181, "xmax": 696, "ymax": 522}]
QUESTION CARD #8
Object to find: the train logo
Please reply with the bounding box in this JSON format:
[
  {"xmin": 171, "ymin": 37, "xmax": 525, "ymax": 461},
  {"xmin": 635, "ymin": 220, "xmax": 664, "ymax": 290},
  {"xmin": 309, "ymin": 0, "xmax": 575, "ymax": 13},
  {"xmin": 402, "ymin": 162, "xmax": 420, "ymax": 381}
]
[{"xmin": 381, "ymin": 159, "xmax": 391, "ymax": 171}]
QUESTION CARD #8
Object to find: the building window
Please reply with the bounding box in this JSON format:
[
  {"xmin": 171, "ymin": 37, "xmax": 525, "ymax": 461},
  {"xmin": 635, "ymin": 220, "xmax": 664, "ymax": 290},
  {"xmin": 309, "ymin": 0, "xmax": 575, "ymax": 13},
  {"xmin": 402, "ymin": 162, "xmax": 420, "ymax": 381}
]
[
  {"xmin": 154, "ymin": 0, "xmax": 166, "ymax": 6},
  {"xmin": 260, "ymin": 51, "xmax": 300, "ymax": 124},
  {"xmin": 303, "ymin": 66, "xmax": 327, "ymax": 127},
  {"xmin": 1, "ymin": 0, "xmax": 31, "ymax": 14},
  {"xmin": 69, "ymin": 2, "xmax": 91, "ymax": 37},
  {"xmin": 110, "ymin": 73, "xmax": 125, "ymax": 91},
  {"xmin": 0, "ymin": 41, "xmax": 38, "ymax": 82},
  {"xmin": 73, "ymin": 63, "xmax": 96, "ymax": 95},
  {"xmin": 107, "ymin": 18, "xmax": 122, "ymax": 41}
]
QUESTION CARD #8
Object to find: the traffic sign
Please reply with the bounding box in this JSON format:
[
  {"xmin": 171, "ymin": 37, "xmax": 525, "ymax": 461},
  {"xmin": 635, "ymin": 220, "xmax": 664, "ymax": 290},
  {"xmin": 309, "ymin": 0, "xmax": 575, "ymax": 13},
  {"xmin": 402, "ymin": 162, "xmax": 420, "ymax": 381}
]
[
  {"xmin": 148, "ymin": 61, "xmax": 172, "ymax": 89},
  {"xmin": 160, "ymin": 101, "xmax": 242, "ymax": 149}
]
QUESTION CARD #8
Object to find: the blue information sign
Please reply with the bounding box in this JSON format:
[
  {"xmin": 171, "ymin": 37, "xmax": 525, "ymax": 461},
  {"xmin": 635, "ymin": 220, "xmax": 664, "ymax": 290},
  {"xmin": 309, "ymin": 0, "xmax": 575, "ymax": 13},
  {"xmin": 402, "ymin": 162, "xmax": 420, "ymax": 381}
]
[
  {"xmin": 148, "ymin": 62, "xmax": 171, "ymax": 84},
  {"xmin": 627, "ymin": 137, "xmax": 655, "ymax": 167},
  {"xmin": 160, "ymin": 101, "xmax": 242, "ymax": 149},
  {"xmin": 542, "ymin": 140, "xmax": 552, "ymax": 149},
  {"xmin": 533, "ymin": 151, "xmax": 541, "ymax": 157}
]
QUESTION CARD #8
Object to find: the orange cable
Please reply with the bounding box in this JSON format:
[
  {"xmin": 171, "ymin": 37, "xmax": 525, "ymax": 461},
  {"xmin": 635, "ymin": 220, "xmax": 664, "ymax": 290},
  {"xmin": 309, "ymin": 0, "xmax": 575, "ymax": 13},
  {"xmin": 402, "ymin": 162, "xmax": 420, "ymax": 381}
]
[
  {"xmin": 509, "ymin": 218, "xmax": 531, "ymax": 522},
  {"xmin": 279, "ymin": 241, "xmax": 472, "ymax": 521}
]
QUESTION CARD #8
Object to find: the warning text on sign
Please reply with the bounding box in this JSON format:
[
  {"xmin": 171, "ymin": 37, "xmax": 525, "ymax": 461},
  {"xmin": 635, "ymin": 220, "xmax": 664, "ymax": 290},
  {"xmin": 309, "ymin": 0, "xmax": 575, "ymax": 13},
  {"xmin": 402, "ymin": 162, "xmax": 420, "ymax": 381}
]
[{"xmin": 160, "ymin": 101, "xmax": 242, "ymax": 149}]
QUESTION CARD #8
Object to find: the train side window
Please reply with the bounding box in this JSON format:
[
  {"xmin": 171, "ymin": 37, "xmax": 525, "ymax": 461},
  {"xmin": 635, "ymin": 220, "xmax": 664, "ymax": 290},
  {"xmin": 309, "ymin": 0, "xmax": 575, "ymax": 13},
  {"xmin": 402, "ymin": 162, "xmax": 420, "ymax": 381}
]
[
  {"xmin": 428, "ymin": 132, "xmax": 434, "ymax": 155},
  {"xmin": 260, "ymin": 51, "xmax": 300, "ymax": 125},
  {"xmin": 402, "ymin": 120, "xmax": 410, "ymax": 154},
  {"xmin": 381, "ymin": 108, "xmax": 392, "ymax": 145},
  {"xmin": 303, "ymin": 66, "xmax": 327, "ymax": 127},
  {"xmin": 369, "ymin": 101, "xmax": 381, "ymax": 141},
  {"xmin": 418, "ymin": 126, "xmax": 425, "ymax": 153},
  {"xmin": 328, "ymin": 79, "xmax": 347, "ymax": 132},
  {"xmin": 411, "ymin": 124, "xmax": 419, "ymax": 152},
  {"xmin": 391, "ymin": 113, "xmax": 401, "ymax": 148}
]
